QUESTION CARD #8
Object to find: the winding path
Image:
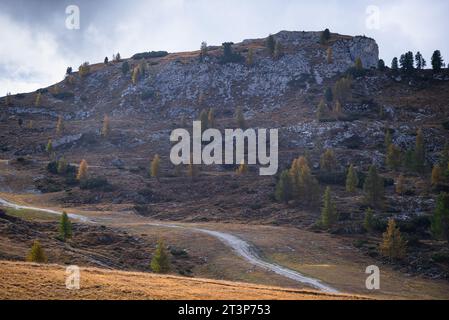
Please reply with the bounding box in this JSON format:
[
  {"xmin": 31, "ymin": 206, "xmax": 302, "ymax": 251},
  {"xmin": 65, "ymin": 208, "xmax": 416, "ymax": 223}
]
[{"xmin": 0, "ymin": 197, "xmax": 338, "ymax": 293}]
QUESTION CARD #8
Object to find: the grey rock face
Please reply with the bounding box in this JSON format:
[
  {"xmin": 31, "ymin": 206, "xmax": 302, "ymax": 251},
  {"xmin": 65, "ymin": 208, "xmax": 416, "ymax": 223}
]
[{"xmin": 116, "ymin": 31, "xmax": 379, "ymax": 116}]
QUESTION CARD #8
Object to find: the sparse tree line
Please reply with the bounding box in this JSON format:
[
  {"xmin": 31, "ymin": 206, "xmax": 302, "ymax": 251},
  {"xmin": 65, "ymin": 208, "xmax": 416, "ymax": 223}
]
[
  {"xmin": 389, "ymin": 50, "xmax": 446, "ymax": 72},
  {"xmin": 198, "ymin": 31, "xmax": 287, "ymax": 67},
  {"xmin": 150, "ymin": 106, "xmax": 250, "ymax": 180},
  {"xmin": 274, "ymin": 140, "xmax": 449, "ymax": 260}
]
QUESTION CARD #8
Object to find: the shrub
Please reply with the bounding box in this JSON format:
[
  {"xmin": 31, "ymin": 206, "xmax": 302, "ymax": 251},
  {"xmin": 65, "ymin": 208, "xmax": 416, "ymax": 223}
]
[
  {"xmin": 132, "ymin": 51, "xmax": 169, "ymax": 60},
  {"xmin": 324, "ymin": 87, "xmax": 333, "ymax": 102},
  {"xmin": 220, "ymin": 42, "xmax": 244, "ymax": 64},
  {"xmin": 47, "ymin": 161, "xmax": 59, "ymax": 174},
  {"xmin": 320, "ymin": 28, "xmax": 331, "ymax": 44},
  {"xmin": 236, "ymin": 161, "xmax": 248, "ymax": 176},
  {"xmin": 432, "ymin": 251, "xmax": 449, "ymax": 263},
  {"xmin": 52, "ymin": 91, "xmax": 74, "ymax": 100},
  {"xmin": 140, "ymin": 89, "xmax": 154, "ymax": 100},
  {"xmin": 79, "ymin": 177, "xmax": 113, "ymax": 191},
  {"xmin": 78, "ymin": 62, "xmax": 90, "ymax": 78},
  {"xmin": 121, "ymin": 61, "xmax": 130, "ymax": 75},
  {"xmin": 150, "ymin": 154, "xmax": 161, "ymax": 180}
]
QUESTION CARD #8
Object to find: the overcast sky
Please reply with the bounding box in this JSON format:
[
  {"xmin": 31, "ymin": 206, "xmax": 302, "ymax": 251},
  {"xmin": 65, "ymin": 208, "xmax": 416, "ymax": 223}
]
[{"xmin": 0, "ymin": 0, "xmax": 447, "ymax": 94}]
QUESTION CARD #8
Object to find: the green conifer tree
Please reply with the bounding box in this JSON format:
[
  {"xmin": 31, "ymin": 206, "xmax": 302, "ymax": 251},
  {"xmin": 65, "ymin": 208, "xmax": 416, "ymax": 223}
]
[
  {"xmin": 346, "ymin": 164, "xmax": 359, "ymax": 193},
  {"xmin": 321, "ymin": 186, "xmax": 337, "ymax": 228},
  {"xmin": 275, "ymin": 170, "xmax": 292, "ymax": 204},
  {"xmin": 27, "ymin": 240, "xmax": 48, "ymax": 263},
  {"xmin": 364, "ymin": 208, "xmax": 375, "ymax": 233},
  {"xmin": 363, "ymin": 166, "xmax": 384, "ymax": 208},
  {"xmin": 59, "ymin": 211, "xmax": 72, "ymax": 241},
  {"xmin": 150, "ymin": 240, "xmax": 170, "ymax": 273},
  {"xmin": 431, "ymin": 193, "xmax": 449, "ymax": 242}
]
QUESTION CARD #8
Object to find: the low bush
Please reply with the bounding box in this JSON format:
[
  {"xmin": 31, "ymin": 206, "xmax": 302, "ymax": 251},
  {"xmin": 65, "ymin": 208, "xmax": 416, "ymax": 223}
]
[
  {"xmin": 442, "ymin": 121, "xmax": 449, "ymax": 130},
  {"xmin": 79, "ymin": 177, "xmax": 113, "ymax": 191},
  {"xmin": 316, "ymin": 171, "xmax": 347, "ymax": 186},
  {"xmin": 432, "ymin": 251, "xmax": 449, "ymax": 263},
  {"xmin": 52, "ymin": 92, "xmax": 74, "ymax": 100},
  {"xmin": 141, "ymin": 89, "xmax": 155, "ymax": 100},
  {"xmin": 220, "ymin": 42, "xmax": 244, "ymax": 64},
  {"xmin": 132, "ymin": 51, "xmax": 169, "ymax": 60},
  {"xmin": 133, "ymin": 205, "xmax": 153, "ymax": 216}
]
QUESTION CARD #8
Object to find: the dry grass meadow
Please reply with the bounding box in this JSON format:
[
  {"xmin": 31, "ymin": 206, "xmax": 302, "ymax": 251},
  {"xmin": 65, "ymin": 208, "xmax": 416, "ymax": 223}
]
[{"xmin": 0, "ymin": 261, "xmax": 363, "ymax": 300}]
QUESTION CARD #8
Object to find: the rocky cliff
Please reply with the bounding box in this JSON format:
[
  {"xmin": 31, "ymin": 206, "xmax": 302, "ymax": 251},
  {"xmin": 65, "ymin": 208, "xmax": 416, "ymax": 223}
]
[{"xmin": 45, "ymin": 31, "xmax": 378, "ymax": 120}]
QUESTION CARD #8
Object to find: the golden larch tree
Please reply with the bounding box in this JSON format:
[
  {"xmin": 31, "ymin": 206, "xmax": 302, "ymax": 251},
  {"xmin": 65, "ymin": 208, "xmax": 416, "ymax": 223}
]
[
  {"xmin": 76, "ymin": 159, "xmax": 88, "ymax": 181},
  {"xmin": 151, "ymin": 154, "xmax": 161, "ymax": 181},
  {"xmin": 379, "ymin": 219, "xmax": 407, "ymax": 260},
  {"xmin": 102, "ymin": 115, "xmax": 111, "ymax": 138},
  {"xmin": 56, "ymin": 116, "xmax": 64, "ymax": 135}
]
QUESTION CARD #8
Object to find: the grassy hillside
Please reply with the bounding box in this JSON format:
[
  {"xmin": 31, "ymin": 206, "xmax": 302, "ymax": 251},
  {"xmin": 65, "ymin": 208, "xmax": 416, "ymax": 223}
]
[{"xmin": 0, "ymin": 261, "xmax": 361, "ymax": 300}]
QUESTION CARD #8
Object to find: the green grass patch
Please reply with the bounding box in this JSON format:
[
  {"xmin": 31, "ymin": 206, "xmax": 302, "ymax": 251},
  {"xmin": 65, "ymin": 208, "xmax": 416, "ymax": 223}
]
[{"xmin": 1, "ymin": 206, "xmax": 59, "ymax": 222}]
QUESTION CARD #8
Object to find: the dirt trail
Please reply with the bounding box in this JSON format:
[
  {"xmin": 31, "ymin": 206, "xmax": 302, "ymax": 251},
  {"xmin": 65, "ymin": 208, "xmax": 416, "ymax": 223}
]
[
  {"xmin": 0, "ymin": 196, "xmax": 338, "ymax": 293},
  {"xmin": 147, "ymin": 222, "xmax": 338, "ymax": 293}
]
